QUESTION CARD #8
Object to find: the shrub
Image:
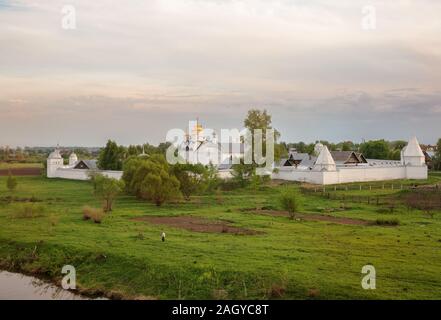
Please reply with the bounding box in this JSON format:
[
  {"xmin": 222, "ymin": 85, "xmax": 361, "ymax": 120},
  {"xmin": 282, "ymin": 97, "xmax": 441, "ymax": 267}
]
[
  {"xmin": 94, "ymin": 175, "xmax": 125, "ymax": 212},
  {"xmin": 140, "ymin": 171, "xmax": 181, "ymax": 206},
  {"xmin": 215, "ymin": 188, "xmax": 224, "ymax": 205},
  {"xmin": 87, "ymin": 170, "xmax": 100, "ymax": 192},
  {"xmin": 279, "ymin": 189, "xmax": 301, "ymax": 220},
  {"xmin": 6, "ymin": 171, "xmax": 18, "ymax": 192},
  {"xmin": 268, "ymin": 284, "xmax": 286, "ymax": 298},
  {"xmin": 48, "ymin": 213, "xmax": 59, "ymax": 226},
  {"xmin": 171, "ymin": 163, "xmax": 207, "ymax": 200},
  {"xmin": 82, "ymin": 206, "xmax": 93, "ymax": 220},
  {"xmin": 92, "ymin": 210, "xmax": 104, "ymax": 224},
  {"xmin": 82, "ymin": 206, "xmax": 104, "ymax": 224},
  {"xmin": 12, "ymin": 203, "xmax": 47, "ymax": 219},
  {"xmin": 231, "ymin": 162, "xmax": 255, "ymax": 187},
  {"xmin": 375, "ymin": 218, "xmax": 400, "ymax": 226},
  {"xmin": 307, "ymin": 288, "xmax": 320, "ymax": 298}
]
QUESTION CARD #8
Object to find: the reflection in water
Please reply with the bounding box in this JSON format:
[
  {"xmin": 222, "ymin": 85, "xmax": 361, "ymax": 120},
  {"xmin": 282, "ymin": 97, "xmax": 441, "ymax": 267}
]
[{"xmin": 0, "ymin": 271, "xmax": 103, "ymax": 300}]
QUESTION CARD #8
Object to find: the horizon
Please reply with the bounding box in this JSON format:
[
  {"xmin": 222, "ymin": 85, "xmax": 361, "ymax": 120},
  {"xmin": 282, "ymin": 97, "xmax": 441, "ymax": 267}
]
[{"xmin": 0, "ymin": 133, "xmax": 436, "ymax": 150}]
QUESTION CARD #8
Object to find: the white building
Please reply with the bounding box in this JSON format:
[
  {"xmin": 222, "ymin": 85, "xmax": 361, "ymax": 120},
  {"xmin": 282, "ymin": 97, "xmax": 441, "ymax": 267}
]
[
  {"xmin": 273, "ymin": 137, "xmax": 428, "ymax": 185},
  {"xmin": 177, "ymin": 120, "xmax": 244, "ymax": 166},
  {"xmin": 401, "ymin": 136, "xmax": 426, "ymax": 166},
  {"xmin": 46, "ymin": 148, "xmax": 122, "ymax": 181}
]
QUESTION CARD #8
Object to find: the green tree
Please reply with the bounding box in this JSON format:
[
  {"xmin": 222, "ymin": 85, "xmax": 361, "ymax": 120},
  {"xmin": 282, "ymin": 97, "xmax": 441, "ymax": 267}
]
[
  {"xmin": 290, "ymin": 142, "xmax": 306, "ymax": 153},
  {"xmin": 318, "ymin": 140, "xmax": 336, "ymax": 151},
  {"xmin": 244, "ymin": 109, "xmax": 281, "ymax": 161},
  {"xmin": 87, "ymin": 169, "xmax": 100, "ymax": 191},
  {"xmin": 359, "ymin": 140, "xmax": 390, "ymax": 159},
  {"xmin": 122, "ymin": 154, "xmax": 181, "ymax": 205},
  {"xmin": 97, "ymin": 140, "xmax": 126, "ymax": 170},
  {"xmin": 388, "ymin": 149, "xmax": 401, "ymax": 161},
  {"xmin": 126, "ymin": 142, "xmax": 172, "ymax": 157},
  {"xmin": 127, "ymin": 145, "xmax": 142, "ymax": 157},
  {"xmin": 203, "ymin": 164, "xmax": 221, "ymax": 192},
  {"xmin": 341, "ymin": 141, "xmax": 354, "ymax": 151},
  {"xmin": 6, "ymin": 171, "xmax": 18, "ymax": 192},
  {"xmin": 231, "ymin": 160, "xmax": 256, "ymax": 187},
  {"xmin": 274, "ymin": 143, "xmax": 288, "ymax": 161},
  {"xmin": 171, "ymin": 163, "xmax": 207, "ymax": 200},
  {"xmin": 279, "ymin": 189, "xmax": 301, "ymax": 220},
  {"xmin": 123, "ymin": 154, "xmax": 165, "ymax": 196},
  {"xmin": 94, "ymin": 175, "xmax": 125, "ymax": 212},
  {"xmin": 250, "ymin": 173, "xmax": 270, "ymax": 191},
  {"xmin": 390, "ymin": 140, "xmax": 407, "ymax": 151},
  {"xmin": 433, "ymin": 138, "xmax": 441, "ymax": 170},
  {"xmin": 140, "ymin": 171, "xmax": 181, "ymax": 206},
  {"xmin": 156, "ymin": 142, "xmax": 172, "ymax": 155}
]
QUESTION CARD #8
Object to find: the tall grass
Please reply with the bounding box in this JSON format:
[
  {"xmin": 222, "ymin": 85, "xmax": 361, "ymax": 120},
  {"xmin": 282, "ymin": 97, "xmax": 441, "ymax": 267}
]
[
  {"xmin": 10, "ymin": 203, "xmax": 47, "ymax": 219},
  {"xmin": 82, "ymin": 206, "xmax": 105, "ymax": 224}
]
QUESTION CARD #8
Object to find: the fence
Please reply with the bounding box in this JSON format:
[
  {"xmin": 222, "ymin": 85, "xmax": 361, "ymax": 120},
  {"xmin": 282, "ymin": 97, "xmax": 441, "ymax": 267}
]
[{"xmin": 301, "ymin": 183, "xmax": 441, "ymax": 209}]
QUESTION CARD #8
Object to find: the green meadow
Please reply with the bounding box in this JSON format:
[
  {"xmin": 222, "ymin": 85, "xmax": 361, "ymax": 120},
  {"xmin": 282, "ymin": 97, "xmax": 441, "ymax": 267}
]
[
  {"xmin": 0, "ymin": 174, "xmax": 441, "ymax": 299},
  {"xmin": 0, "ymin": 162, "xmax": 43, "ymax": 170}
]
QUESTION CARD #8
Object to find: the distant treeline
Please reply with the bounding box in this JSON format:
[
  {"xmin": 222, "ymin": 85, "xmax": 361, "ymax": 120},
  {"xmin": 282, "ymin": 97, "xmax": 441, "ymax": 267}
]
[
  {"xmin": 0, "ymin": 146, "xmax": 101, "ymax": 164},
  {"xmin": 280, "ymin": 139, "xmax": 440, "ymax": 162}
]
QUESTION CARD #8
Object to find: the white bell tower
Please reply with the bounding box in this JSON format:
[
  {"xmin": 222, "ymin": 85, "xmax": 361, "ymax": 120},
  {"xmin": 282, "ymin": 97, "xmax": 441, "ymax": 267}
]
[{"xmin": 47, "ymin": 146, "xmax": 64, "ymax": 178}]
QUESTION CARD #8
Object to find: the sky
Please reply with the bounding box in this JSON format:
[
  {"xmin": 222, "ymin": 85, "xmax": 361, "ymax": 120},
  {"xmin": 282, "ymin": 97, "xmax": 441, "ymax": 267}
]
[{"xmin": 1, "ymin": 0, "xmax": 440, "ymax": 147}]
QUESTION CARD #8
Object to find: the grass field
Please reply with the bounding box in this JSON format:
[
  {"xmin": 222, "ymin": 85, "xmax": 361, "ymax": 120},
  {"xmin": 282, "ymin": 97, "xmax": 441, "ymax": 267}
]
[
  {"xmin": 0, "ymin": 162, "xmax": 43, "ymax": 169},
  {"xmin": 0, "ymin": 174, "xmax": 441, "ymax": 299}
]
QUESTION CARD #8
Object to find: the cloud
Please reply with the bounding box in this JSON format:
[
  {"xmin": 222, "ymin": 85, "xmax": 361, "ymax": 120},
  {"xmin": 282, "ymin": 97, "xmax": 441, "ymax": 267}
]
[{"xmin": 0, "ymin": 0, "xmax": 440, "ymax": 145}]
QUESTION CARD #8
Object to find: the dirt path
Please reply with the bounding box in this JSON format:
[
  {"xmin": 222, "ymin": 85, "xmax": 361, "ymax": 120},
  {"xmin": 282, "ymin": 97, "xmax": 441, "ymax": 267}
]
[
  {"xmin": 133, "ymin": 216, "xmax": 262, "ymax": 235},
  {"xmin": 248, "ymin": 209, "xmax": 370, "ymax": 226}
]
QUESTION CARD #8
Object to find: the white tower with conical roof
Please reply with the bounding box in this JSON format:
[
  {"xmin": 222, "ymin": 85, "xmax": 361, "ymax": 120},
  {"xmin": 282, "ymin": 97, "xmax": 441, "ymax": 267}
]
[
  {"xmin": 69, "ymin": 152, "xmax": 78, "ymax": 166},
  {"xmin": 47, "ymin": 146, "xmax": 64, "ymax": 178},
  {"xmin": 402, "ymin": 137, "xmax": 425, "ymax": 167},
  {"xmin": 314, "ymin": 145, "xmax": 336, "ymax": 171}
]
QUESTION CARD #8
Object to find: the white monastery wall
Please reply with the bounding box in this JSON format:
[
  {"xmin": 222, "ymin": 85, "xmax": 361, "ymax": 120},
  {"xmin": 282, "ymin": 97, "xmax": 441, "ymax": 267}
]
[
  {"xmin": 405, "ymin": 166, "xmax": 428, "ymax": 180},
  {"xmin": 322, "ymin": 166, "xmax": 406, "ymax": 185},
  {"xmin": 52, "ymin": 168, "xmax": 123, "ymax": 181},
  {"xmin": 272, "ymin": 165, "xmax": 427, "ymax": 185},
  {"xmin": 272, "ymin": 168, "xmax": 325, "ymax": 184}
]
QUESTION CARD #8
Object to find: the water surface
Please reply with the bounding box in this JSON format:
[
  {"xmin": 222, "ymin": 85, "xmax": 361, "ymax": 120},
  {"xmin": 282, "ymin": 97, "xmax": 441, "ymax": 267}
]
[{"xmin": 0, "ymin": 270, "xmax": 91, "ymax": 300}]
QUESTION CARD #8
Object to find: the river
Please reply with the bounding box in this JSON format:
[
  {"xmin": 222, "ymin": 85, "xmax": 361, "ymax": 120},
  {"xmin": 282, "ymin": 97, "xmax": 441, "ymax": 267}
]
[{"xmin": 0, "ymin": 270, "xmax": 103, "ymax": 300}]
